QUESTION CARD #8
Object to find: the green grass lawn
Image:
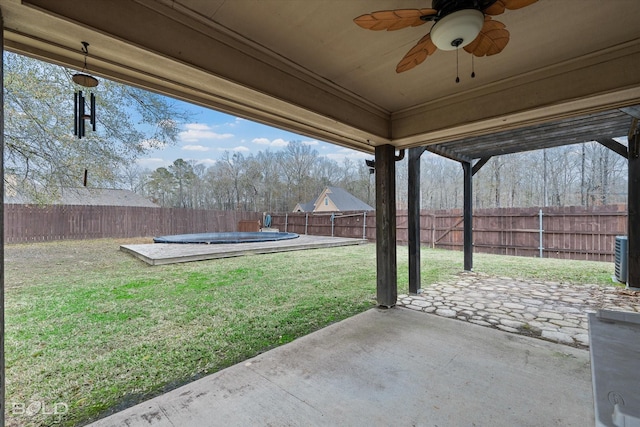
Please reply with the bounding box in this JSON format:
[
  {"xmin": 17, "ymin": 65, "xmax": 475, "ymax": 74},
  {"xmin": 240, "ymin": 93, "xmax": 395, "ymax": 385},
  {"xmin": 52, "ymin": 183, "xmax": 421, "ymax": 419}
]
[{"xmin": 3, "ymin": 239, "xmax": 616, "ymax": 426}]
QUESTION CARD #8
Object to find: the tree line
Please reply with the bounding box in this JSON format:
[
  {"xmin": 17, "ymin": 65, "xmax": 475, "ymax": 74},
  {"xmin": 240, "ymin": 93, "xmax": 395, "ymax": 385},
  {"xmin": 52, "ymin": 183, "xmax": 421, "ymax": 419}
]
[
  {"xmin": 129, "ymin": 140, "xmax": 627, "ymax": 213},
  {"xmin": 128, "ymin": 141, "xmax": 375, "ymax": 212},
  {"xmin": 406, "ymin": 141, "xmax": 627, "ymax": 210}
]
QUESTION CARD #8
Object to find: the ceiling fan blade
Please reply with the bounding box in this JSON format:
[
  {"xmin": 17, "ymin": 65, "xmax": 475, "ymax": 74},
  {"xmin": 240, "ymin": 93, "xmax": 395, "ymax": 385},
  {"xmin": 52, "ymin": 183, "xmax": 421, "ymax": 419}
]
[
  {"xmin": 396, "ymin": 33, "xmax": 438, "ymax": 73},
  {"xmin": 463, "ymin": 18, "xmax": 510, "ymax": 56},
  {"xmin": 354, "ymin": 8, "xmax": 437, "ymax": 31},
  {"xmin": 484, "ymin": 0, "xmax": 538, "ymax": 16}
]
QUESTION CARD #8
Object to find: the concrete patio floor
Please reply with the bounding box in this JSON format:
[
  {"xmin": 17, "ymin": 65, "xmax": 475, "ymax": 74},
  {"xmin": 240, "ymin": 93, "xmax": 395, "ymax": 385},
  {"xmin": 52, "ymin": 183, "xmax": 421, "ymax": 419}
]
[{"xmin": 89, "ymin": 307, "xmax": 593, "ymax": 427}]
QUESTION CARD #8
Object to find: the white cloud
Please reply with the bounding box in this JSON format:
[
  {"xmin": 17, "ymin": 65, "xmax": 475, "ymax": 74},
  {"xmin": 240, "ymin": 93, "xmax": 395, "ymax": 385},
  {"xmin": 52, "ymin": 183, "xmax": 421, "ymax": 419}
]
[
  {"xmin": 185, "ymin": 123, "xmax": 209, "ymax": 130},
  {"xmin": 325, "ymin": 148, "xmax": 369, "ymax": 163},
  {"xmin": 271, "ymin": 138, "xmax": 288, "ymax": 147},
  {"xmin": 227, "ymin": 117, "xmax": 244, "ymax": 127},
  {"xmin": 179, "ymin": 123, "xmax": 234, "ymax": 143},
  {"xmin": 182, "ymin": 144, "xmax": 210, "ymax": 152},
  {"xmin": 302, "ymin": 139, "xmax": 319, "ymax": 146},
  {"xmin": 252, "ymin": 137, "xmax": 270, "ymax": 145},
  {"xmin": 136, "ymin": 157, "xmax": 170, "ymax": 168},
  {"xmin": 139, "ymin": 138, "xmax": 167, "ymax": 150},
  {"xmin": 252, "ymin": 137, "xmax": 288, "ymax": 148},
  {"xmin": 196, "ymin": 158, "xmax": 217, "ymax": 166}
]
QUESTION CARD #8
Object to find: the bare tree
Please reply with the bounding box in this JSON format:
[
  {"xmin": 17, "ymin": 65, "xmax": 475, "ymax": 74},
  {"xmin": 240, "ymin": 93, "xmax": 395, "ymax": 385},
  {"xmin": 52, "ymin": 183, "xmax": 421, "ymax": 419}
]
[{"xmin": 4, "ymin": 52, "xmax": 190, "ymax": 199}]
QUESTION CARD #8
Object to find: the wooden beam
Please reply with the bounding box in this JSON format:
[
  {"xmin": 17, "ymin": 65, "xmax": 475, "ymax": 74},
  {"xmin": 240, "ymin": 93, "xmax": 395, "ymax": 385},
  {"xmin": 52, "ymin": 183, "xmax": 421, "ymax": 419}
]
[
  {"xmin": 375, "ymin": 144, "xmax": 397, "ymax": 307},
  {"xmin": 408, "ymin": 147, "xmax": 425, "ymax": 295},
  {"xmin": 597, "ymin": 137, "xmax": 628, "ymax": 159},
  {"xmin": 463, "ymin": 161, "xmax": 473, "ymax": 271},
  {"xmin": 428, "ymin": 110, "xmax": 631, "ymax": 160},
  {"xmin": 472, "ymin": 157, "xmax": 492, "ymax": 176},
  {"xmin": 628, "ymin": 132, "xmax": 640, "ymax": 289},
  {"xmin": 621, "ymin": 105, "xmax": 640, "ymax": 119},
  {"xmin": 426, "ymin": 145, "xmax": 473, "ymax": 164},
  {"xmin": 434, "ymin": 218, "xmax": 464, "ymax": 244}
]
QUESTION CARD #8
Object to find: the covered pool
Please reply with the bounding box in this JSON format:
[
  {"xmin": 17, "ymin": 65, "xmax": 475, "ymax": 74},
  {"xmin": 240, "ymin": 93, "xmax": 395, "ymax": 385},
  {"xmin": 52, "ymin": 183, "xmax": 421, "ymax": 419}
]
[{"xmin": 153, "ymin": 231, "xmax": 299, "ymax": 244}]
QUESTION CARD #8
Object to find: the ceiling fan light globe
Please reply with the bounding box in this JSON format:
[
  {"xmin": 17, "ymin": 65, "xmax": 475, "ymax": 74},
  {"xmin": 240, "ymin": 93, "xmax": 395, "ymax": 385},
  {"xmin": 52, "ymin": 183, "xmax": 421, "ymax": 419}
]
[{"xmin": 430, "ymin": 9, "xmax": 484, "ymax": 51}]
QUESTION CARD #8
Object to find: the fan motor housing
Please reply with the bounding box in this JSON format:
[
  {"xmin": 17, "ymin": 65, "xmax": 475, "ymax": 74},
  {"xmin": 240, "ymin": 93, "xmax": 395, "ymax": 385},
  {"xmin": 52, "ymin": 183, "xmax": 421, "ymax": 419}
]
[{"xmin": 431, "ymin": 0, "xmax": 497, "ymax": 19}]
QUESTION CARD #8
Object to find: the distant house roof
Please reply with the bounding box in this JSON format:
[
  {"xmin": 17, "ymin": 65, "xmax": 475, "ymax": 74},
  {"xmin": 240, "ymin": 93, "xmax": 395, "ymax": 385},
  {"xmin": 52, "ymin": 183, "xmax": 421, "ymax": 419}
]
[
  {"xmin": 308, "ymin": 187, "xmax": 374, "ymax": 213},
  {"xmin": 293, "ymin": 201, "xmax": 315, "ymax": 212},
  {"xmin": 4, "ymin": 187, "xmax": 159, "ymax": 208}
]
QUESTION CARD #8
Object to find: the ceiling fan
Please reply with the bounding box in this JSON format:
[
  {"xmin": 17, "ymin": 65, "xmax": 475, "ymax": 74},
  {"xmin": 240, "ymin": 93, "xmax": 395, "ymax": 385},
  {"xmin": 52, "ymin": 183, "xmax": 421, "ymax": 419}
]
[{"xmin": 354, "ymin": 0, "xmax": 538, "ymax": 74}]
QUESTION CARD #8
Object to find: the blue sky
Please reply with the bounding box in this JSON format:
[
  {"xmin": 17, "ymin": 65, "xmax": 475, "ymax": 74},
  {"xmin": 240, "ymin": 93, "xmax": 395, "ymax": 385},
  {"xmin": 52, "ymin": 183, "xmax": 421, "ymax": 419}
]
[{"xmin": 136, "ymin": 99, "xmax": 372, "ymax": 170}]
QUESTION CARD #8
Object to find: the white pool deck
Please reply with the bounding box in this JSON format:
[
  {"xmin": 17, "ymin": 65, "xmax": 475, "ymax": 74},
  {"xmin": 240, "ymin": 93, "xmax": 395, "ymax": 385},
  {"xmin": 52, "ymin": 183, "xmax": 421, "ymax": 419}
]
[{"xmin": 120, "ymin": 234, "xmax": 368, "ymax": 265}]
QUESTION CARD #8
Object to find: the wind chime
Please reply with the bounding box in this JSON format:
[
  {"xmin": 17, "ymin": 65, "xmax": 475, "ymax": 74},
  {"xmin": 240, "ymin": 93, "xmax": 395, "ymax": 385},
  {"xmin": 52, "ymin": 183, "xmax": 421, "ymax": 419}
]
[{"xmin": 72, "ymin": 41, "xmax": 98, "ymax": 139}]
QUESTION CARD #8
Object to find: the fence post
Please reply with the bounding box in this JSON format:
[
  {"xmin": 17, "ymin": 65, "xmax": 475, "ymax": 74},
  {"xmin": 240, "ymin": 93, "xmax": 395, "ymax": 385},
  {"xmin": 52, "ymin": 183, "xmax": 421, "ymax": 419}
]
[
  {"xmin": 331, "ymin": 212, "xmax": 335, "ymax": 237},
  {"xmin": 363, "ymin": 211, "xmax": 367, "ymax": 240},
  {"xmin": 305, "ymin": 213, "xmax": 308, "ymax": 235},
  {"xmin": 431, "ymin": 213, "xmax": 436, "ymax": 248},
  {"xmin": 539, "ymin": 209, "xmax": 544, "ymax": 258},
  {"xmin": 285, "ymin": 213, "xmax": 288, "ymax": 233}
]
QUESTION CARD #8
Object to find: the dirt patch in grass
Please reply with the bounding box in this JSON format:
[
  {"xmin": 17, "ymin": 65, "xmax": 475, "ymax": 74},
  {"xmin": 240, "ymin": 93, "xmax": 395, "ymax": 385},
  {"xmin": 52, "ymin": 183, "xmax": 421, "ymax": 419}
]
[{"xmin": 5, "ymin": 238, "xmax": 152, "ymax": 288}]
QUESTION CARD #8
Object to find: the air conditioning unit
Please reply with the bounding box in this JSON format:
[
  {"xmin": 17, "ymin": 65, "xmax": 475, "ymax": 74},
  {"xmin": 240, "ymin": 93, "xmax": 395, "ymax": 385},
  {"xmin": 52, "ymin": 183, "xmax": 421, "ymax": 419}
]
[{"xmin": 615, "ymin": 236, "xmax": 628, "ymax": 284}]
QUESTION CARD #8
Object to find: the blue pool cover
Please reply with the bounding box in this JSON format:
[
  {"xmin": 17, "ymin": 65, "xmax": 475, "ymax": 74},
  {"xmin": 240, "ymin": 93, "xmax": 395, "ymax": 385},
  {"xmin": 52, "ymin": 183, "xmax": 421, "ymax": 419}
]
[{"xmin": 153, "ymin": 231, "xmax": 299, "ymax": 244}]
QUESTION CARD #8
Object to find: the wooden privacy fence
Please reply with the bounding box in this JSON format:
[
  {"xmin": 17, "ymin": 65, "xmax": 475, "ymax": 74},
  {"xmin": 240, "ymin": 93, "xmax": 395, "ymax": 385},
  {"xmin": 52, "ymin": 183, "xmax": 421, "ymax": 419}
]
[
  {"xmin": 5, "ymin": 204, "xmax": 627, "ymax": 261},
  {"xmin": 270, "ymin": 205, "xmax": 627, "ymax": 262},
  {"xmin": 271, "ymin": 211, "xmax": 374, "ymax": 240},
  {"xmin": 4, "ymin": 204, "xmax": 261, "ymax": 243}
]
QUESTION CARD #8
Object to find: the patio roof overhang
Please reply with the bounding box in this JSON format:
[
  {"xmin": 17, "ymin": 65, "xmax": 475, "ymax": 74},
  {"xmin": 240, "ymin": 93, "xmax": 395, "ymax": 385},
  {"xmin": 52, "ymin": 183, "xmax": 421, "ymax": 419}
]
[{"xmin": 1, "ymin": 0, "xmax": 640, "ymax": 154}]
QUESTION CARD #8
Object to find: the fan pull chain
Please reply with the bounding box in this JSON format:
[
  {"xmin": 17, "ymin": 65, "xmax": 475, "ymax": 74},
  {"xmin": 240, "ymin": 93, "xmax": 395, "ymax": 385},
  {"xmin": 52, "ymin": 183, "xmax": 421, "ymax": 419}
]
[
  {"xmin": 471, "ymin": 55, "xmax": 476, "ymax": 79},
  {"xmin": 455, "ymin": 48, "xmax": 460, "ymax": 83}
]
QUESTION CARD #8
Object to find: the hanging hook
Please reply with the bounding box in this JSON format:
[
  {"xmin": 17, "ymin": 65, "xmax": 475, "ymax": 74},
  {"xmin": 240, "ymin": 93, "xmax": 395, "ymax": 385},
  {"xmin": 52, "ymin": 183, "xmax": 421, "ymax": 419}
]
[{"xmin": 79, "ymin": 42, "xmax": 90, "ymax": 71}]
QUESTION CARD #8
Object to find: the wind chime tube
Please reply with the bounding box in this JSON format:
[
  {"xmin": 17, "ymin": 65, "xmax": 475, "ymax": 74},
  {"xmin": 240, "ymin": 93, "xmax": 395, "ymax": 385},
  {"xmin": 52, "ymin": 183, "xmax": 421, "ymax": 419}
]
[
  {"xmin": 90, "ymin": 92, "xmax": 96, "ymax": 131},
  {"xmin": 79, "ymin": 90, "xmax": 85, "ymax": 139},
  {"xmin": 74, "ymin": 91, "xmax": 78, "ymax": 137}
]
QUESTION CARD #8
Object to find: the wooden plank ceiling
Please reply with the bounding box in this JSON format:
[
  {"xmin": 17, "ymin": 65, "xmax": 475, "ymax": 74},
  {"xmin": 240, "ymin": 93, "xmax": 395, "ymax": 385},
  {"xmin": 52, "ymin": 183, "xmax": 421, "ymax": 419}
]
[{"xmin": 427, "ymin": 107, "xmax": 637, "ymax": 162}]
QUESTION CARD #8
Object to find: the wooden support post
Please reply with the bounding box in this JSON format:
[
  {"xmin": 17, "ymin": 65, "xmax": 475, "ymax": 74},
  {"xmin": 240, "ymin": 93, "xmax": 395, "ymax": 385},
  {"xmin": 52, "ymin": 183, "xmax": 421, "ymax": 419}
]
[
  {"xmin": 375, "ymin": 144, "xmax": 397, "ymax": 307},
  {"xmin": 408, "ymin": 147, "xmax": 425, "ymax": 295},
  {"xmin": 628, "ymin": 132, "xmax": 640, "ymax": 289},
  {"xmin": 0, "ymin": 10, "xmax": 6, "ymax": 427},
  {"xmin": 463, "ymin": 161, "xmax": 473, "ymax": 271}
]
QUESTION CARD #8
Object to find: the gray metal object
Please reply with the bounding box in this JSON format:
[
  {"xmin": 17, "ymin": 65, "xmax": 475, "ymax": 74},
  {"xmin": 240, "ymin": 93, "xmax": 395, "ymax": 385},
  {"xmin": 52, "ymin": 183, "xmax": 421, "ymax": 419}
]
[
  {"xmin": 615, "ymin": 236, "xmax": 628, "ymax": 284},
  {"xmin": 589, "ymin": 310, "xmax": 640, "ymax": 427},
  {"xmin": 539, "ymin": 209, "xmax": 544, "ymax": 258}
]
